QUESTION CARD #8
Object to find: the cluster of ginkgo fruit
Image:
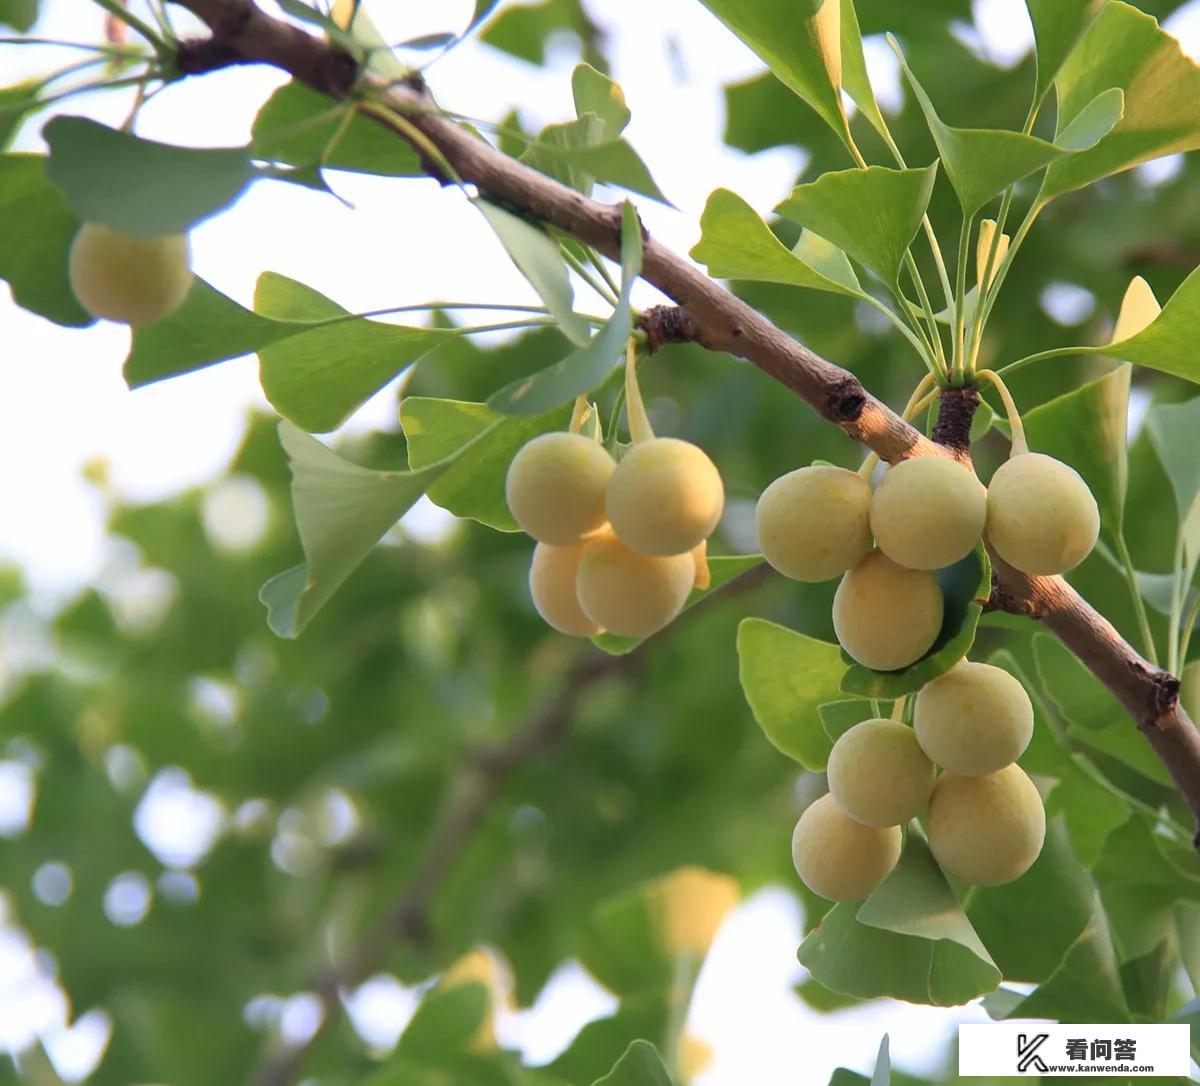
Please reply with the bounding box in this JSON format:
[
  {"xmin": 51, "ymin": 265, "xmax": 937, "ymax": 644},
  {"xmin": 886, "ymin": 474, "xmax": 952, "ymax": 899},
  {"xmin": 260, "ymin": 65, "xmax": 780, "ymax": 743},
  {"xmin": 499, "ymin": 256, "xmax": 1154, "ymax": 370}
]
[
  {"xmin": 506, "ymin": 352, "xmax": 724, "ymax": 639},
  {"xmin": 760, "ymin": 387, "xmax": 1102, "ymax": 899}
]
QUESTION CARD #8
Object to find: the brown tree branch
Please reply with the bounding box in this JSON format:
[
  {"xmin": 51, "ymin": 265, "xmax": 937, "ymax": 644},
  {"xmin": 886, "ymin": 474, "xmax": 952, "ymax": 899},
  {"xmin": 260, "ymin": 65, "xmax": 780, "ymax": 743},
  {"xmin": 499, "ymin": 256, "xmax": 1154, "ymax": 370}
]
[{"xmin": 169, "ymin": 0, "xmax": 1200, "ymax": 846}]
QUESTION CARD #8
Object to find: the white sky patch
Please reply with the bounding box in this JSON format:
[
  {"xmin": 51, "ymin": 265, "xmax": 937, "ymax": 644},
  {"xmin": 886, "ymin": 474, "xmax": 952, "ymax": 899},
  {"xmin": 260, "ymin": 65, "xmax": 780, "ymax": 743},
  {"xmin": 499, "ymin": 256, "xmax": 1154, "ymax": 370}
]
[
  {"xmin": 498, "ymin": 959, "xmax": 619, "ymax": 1065},
  {"xmin": 344, "ymin": 974, "xmax": 422, "ymax": 1052},
  {"xmin": 103, "ymin": 872, "xmax": 153, "ymax": 927},
  {"xmin": 202, "ymin": 475, "xmax": 273, "ymax": 553},
  {"xmin": 133, "ymin": 768, "xmax": 226, "ymax": 868},
  {"xmin": 1040, "ymin": 282, "xmax": 1097, "ymax": 326},
  {"xmin": 0, "ymin": 761, "xmax": 36, "ymax": 838}
]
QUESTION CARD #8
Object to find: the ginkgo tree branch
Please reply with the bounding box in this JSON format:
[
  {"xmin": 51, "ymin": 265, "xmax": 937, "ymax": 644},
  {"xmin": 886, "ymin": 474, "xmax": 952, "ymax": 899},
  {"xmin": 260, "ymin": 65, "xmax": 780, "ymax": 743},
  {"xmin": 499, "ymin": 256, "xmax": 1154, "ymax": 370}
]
[{"xmin": 163, "ymin": 0, "xmax": 1200, "ymax": 839}]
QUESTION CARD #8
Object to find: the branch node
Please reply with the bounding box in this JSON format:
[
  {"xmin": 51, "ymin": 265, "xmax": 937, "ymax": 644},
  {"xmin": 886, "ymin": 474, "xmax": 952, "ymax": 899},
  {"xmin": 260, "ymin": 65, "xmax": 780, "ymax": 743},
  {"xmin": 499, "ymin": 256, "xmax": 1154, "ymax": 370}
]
[
  {"xmin": 823, "ymin": 376, "xmax": 867, "ymax": 424},
  {"xmin": 983, "ymin": 571, "xmax": 1048, "ymax": 619},
  {"xmin": 932, "ymin": 386, "xmax": 980, "ymax": 456},
  {"xmin": 640, "ymin": 305, "xmax": 702, "ymax": 352}
]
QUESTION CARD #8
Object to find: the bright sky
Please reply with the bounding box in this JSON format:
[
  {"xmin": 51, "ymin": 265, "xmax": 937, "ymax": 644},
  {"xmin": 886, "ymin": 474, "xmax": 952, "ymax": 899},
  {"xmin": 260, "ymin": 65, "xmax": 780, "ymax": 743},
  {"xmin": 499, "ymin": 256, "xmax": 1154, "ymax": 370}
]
[{"xmin": 4, "ymin": 0, "xmax": 1200, "ymax": 1082}]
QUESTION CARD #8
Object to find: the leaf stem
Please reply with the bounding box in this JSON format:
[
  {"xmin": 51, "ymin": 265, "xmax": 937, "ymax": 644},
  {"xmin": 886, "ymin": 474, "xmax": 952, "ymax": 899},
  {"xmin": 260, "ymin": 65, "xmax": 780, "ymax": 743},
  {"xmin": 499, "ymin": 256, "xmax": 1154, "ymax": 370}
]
[
  {"xmin": 953, "ymin": 213, "xmax": 973, "ymax": 380},
  {"xmin": 975, "ymin": 369, "xmax": 1026, "ymax": 456},
  {"xmin": 561, "ymin": 246, "xmax": 619, "ymax": 308},
  {"xmin": 1179, "ymin": 587, "xmax": 1200, "ymax": 672},
  {"xmin": 1170, "ymin": 529, "xmax": 1188, "ymax": 676},
  {"xmin": 995, "ymin": 344, "xmax": 1086, "ymax": 378},
  {"xmin": 624, "ymin": 339, "xmax": 654, "ymax": 444},
  {"xmin": 1114, "ymin": 531, "xmax": 1159, "ymax": 666},
  {"xmin": 88, "ymin": 0, "xmax": 169, "ymax": 52}
]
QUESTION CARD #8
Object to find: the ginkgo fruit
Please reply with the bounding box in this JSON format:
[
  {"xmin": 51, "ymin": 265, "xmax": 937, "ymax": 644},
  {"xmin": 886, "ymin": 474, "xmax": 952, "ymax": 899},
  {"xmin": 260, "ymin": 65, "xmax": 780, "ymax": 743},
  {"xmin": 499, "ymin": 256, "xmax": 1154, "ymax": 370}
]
[
  {"xmin": 832, "ymin": 551, "xmax": 943, "ymax": 671},
  {"xmin": 986, "ymin": 453, "xmax": 1100, "ymax": 575},
  {"xmin": 826, "ymin": 718, "xmax": 936, "ymax": 827},
  {"xmin": 791, "ymin": 793, "xmax": 901, "ymax": 902},
  {"xmin": 529, "ymin": 542, "xmax": 602, "ymax": 637},
  {"xmin": 68, "ymin": 223, "xmax": 192, "ymax": 325},
  {"xmin": 575, "ymin": 532, "xmax": 694, "ymax": 638},
  {"xmin": 755, "ymin": 465, "xmax": 872, "ymax": 582},
  {"xmin": 914, "ymin": 659, "xmax": 1033, "ymax": 775},
  {"xmin": 505, "ymin": 432, "xmax": 616, "ymax": 545},
  {"xmin": 605, "ymin": 437, "xmax": 724, "ymax": 556},
  {"xmin": 870, "ymin": 456, "xmax": 985, "ymax": 570},
  {"xmin": 927, "ymin": 764, "xmax": 1045, "ymax": 886}
]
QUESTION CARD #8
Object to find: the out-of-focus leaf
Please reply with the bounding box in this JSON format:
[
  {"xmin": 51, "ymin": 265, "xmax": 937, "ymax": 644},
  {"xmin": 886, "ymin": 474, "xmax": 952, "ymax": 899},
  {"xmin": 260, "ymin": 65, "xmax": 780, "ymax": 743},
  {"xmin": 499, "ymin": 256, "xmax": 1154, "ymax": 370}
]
[
  {"xmin": 593, "ymin": 556, "xmax": 764, "ymax": 655},
  {"xmin": 695, "ymin": 0, "xmax": 848, "ymax": 140},
  {"xmin": 578, "ymin": 866, "xmax": 739, "ymax": 995},
  {"xmin": 489, "ymin": 201, "xmax": 641, "ymax": 415},
  {"xmin": 254, "ymin": 272, "xmax": 456, "ymax": 432},
  {"xmin": 840, "ymin": 544, "xmax": 990, "ymax": 699},
  {"xmin": 590, "ymin": 1040, "xmax": 674, "ymax": 1086},
  {"xmin": 1021, "ymin": 362, "xmax": 1131, "ymax": 537},
  {"xmin": 395, "ymin": 983, "xmax": 489, "ymax": 1062},
  {"xmin": 1146, "ymin": 394, "xmax": 1200, "ymax": 565},
  {"xmin": 0, "ymin": 153, "xmax": 91, "ymax": 326},
  {"xmin": 775, "ymin": 164, "xmax": 938, "ymax": 286},
  {"xmin": 0, "ymin": 79, "xmax": 41, "ymax": 149},
  {"xmin": 736, "ymin": 618, "xmax": 845, "ymax": 770},
  {"xmin": 1045, "ymin": 759, "xmax": 1131, "ymax": 867},
  {"xmin": 0, "ymin": 0, "xmax": 35, "ymax": 28},
  {"xmin": 44, "ymin": 116, "xmax": 256, "ymax": 236},
  {"xmin": 474, "ymin": 199, "xmax": 591, "ymax": 345},
  {"xmin": 572, "ymin": 63, "xmax": 630, "ymax": 141},
  {"xmin": 691, "ymin": 188, "xmax": 861, "ymax": 296},
  {"xmin": 400, "ymin": 397, "xmax": 570, "ymax": 530},
  {"xmin": 1041, "ymin": 1, "xmax": 1200, "ymax": 202},
  {"xmin": 251, "ymin": 82, "xmax": 423, "ymax": 176}
]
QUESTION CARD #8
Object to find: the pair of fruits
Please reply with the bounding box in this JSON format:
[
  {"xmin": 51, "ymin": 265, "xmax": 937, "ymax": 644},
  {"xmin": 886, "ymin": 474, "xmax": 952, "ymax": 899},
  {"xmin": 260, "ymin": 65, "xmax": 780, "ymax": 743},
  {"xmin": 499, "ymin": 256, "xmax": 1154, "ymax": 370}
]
[
  {"xmin": 791, "ymin": 659, "xmax": 1046, "ymax": 901},
  {"xmin": 68, "ymin": 223, "xmax": 193, "ymax": 326},
  {"xmin": 757, "ymin": 446, "xmax": 1099, "ymax": 672},
  {"xmin": 507, "ymin": 419, "xmax": 724, "ymax": 639}
]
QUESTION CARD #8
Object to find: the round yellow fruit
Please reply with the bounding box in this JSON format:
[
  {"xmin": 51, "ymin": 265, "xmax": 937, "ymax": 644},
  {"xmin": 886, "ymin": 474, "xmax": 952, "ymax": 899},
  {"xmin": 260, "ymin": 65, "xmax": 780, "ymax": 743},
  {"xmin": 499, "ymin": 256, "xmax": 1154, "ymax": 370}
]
[
  {"xmin": 832, "ymin": 551, "xmax": 943, "ymax": 671},
  {"xmin": 575, "ymin": 533, "xmax": 694, "ymax": 638},
  {"xmin": 826, "ymin": 718, "xmax": 936, "ymax": 826},
  {"xmin": 870, "ymin": 456, "xmax": 985, "ymax": 570},
  {"xmin": 606, "ymin": 437, "xmax": 724, "ymax": 556},
  {"xmin": 755, "ymin": 465, "xmax": 872, "ymax": 582},
  {"xmin": 505, "ymin": 432, "xmax": 616, "ymax": 545},
  {"xmin": 529, "ymin": 542, "xmax": 602, "ymax": 637},
  {"xmin": 68, "ymin": 223, "xmax": 192, "ymax": 325},
  {"xmin": 985, "ymin": 452, "xmax": 1100, "ymax": 575},
  {"xmin": 927, "ymin": 764, "xmax": 1045, "ymax": 886},
  {"xmin": 914, "ymin": 659, "xmax": 1033, "ymax": 775},
  {"xmin": 791, "ymin": 793, "xmax": 901, "ymax": 902}
]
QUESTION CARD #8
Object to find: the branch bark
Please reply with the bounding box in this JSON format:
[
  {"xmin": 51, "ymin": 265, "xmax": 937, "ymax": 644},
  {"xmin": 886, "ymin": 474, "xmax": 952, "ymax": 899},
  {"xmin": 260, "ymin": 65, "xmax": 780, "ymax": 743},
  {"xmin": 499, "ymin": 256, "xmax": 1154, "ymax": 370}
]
[{"xmin": 172, "ymin": 0, "xmax": 1200, "ymax": 883}]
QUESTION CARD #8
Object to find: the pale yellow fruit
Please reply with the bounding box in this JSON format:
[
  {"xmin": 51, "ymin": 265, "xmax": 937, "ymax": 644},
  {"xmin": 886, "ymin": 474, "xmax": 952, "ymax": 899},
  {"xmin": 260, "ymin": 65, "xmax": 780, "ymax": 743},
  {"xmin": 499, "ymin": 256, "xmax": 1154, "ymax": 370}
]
[
  {"xmin": 985, "ymin": 453, "xmax": 1099, "ymax": 575},
  {"xmin": 870, "ymin": 457, "xmax": 985, "ymax": 570},
  {"xmin": 832, "ymin": 551, "xmax": 943, "ymax": 671},
  {"xmin": 505, "ymin": 432, "xmax": 615, "ymax": 545},
  {"xmin": 606, "ymin": 437, "xmax": 724, "ymax": 556},
  {"xmin": 755, "ymin": 465, "xmax": 872, "ymax": 582},
  {"xmin": 927, "ymin": 764, "xmax": 1045, "ymax": 886},
  {"xmin": 791, "ymin": 793, "xmax": 901, "ymax": 902},
  {"xmin": 575, "ymin": 533, "xmax": 694, "ymax": 637},
  {"xmin": 826, "ymin": 718, "xmax": 935, "ymax": 827},
  {"xmin": 68, "ymin": 223, "xmax": 192, "ymax": 325},
  {"xmin": 529, "ymin": 542, "xmax": 602, "ymax": 637},
  {"xmin": 915, "ymin": 659, "xmax": 1033, "ymax": 775}
]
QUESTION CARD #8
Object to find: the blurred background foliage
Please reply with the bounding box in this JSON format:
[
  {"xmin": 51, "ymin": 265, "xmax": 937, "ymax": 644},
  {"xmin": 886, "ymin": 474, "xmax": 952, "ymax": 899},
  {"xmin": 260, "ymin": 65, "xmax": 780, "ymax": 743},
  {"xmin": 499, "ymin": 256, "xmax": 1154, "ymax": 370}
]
[{"xmin": 6, "ymin": 0, "xmax": 1200, "ymax": 1083}]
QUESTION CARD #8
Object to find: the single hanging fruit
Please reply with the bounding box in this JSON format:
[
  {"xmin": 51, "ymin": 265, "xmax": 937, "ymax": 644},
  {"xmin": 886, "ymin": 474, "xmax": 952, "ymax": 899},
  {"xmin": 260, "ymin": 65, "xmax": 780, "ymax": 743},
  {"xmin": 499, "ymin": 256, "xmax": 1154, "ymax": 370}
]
[
  {"xmin": 914, "ymin": 659, "xmax": 1033, "ymax": 776},
  {"xmin": 505, "ymin": 432, "xmax": 616, "ymax": 545},
  {"xmin": 870, "ymin": 456, "xmax": 985, "ymax": 571},
  {"xmin": 69, "ymin": 223, "xmax": 193, "ymax": 325},
  {"xmin": 985, "ymin": 453, "xmax": 1099, "ymax": 575},
  {"xmin": 755, "ymin": 465, "xmax": 872, "ymax": 582},
  {"xmin": 575, "ymin": 531, "xmax": 694, "ymax": 638},
  {"xmin": 791, "ymin": 793, "xmax": 901, "ymax": 902},
  {"xmin": 606, "ymin": 437, "xmax": 725, "ymax": 556},
  {"xmin": 826, "ymin": 718, "xmax": 936, "ymax": 826},
  {"xmin": 832, "ymin": 551, "xmax": 943, "ymax": 671},
  {"xmin": 926, "ymin": 763, "xmax": 1045, "ymax": 886},
  {"xmin": 529, "ymin": 542, "xmax": 603, "ymax": 637}
]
